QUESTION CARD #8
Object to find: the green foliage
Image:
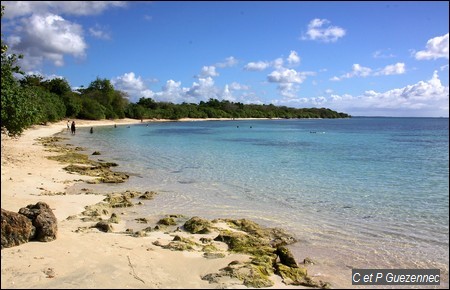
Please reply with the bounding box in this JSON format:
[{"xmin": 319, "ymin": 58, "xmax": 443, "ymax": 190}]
[
  {"xmin": 34, "ymin": 89, "xmax": 67, "ymax": 123},
  {"xmin": 63, "ymin": 92, "xmax": 83, "ymax": 118},
  {"xmin": 125, "ymin": 98, "xmax": 351, "ymax": 120},
  {"xmin": 1, "ymin": 80, "xmax": 40, "ymax": 135},
  {"xmin": 1, "ymin": 5, "xmax": 40, "ymax": 135},
  {"xmin": 78, "ymin": 98, "xmax": 106, "ymax": 120},
  {"xmin": 43, "ymin": 77, "xmax": 72, "ymax": 96}
]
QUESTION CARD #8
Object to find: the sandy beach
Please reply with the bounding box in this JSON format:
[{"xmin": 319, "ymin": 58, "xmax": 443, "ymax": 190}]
[{"xmin": 1, "ymin": 118, "xmax": 313, "ymax": 289}]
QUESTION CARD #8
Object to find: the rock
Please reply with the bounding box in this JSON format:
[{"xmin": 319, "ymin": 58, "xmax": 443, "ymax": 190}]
[
  {"xmin": 274, "ymin": 263, "xmax": 318, "ymax": 287},
  {"xmin": 1, "ymin": 208, "xmax": 35, "ymax": 249},
  {"xmin": 276, "ymin": 246, "xmax": 298, "ymax": 268},
  {"xmin": 183, "ymin": 216, "xmax": 212, "ymax": 234},
  {"xmin": 138, "ymin": 191, "xmax": 158, "ymax": 200},
  {"xmin": 202, "ymin": 261, "xmax": 275, "ymax": 288},
  {"xmin": 104, "ymin": 193, "xmax": 133, "ymax": 208},
  {"xmin": 109, "ymin": 213, "xmax": 120, "ymax": 223},
  {"xmin": 94, "ymin": 220, "xmax": 113, "ymax": 232},
  {"xmin": 18, "ymin": 202, "xmax": 57, "ymax": 242},
  {"xmin": 213, "ymin": 231, "xmax": 274, "ymax": 257},
  {"xmin": 157, "ymin": 217, "xmax": 177, "ymax": 226},
  {"xmin": 303, "ymin": 257, "xmax": 315, "ymax": 265}
]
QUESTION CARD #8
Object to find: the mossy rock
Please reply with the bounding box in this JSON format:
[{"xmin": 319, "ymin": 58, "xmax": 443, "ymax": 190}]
[
  {"xmin": 276, "ymin": 246, "xmax": 298, "ymax": 268},
  {"xmin": 82, "ymin": 203, "xmax": 110, "ymax": 217},
  {"xmin": 210, "ymin": 262, "xmax": 274, "ymax": 288},
  {"xmin": 201, "ymin": 243, "xmax": 220, "ymax": 253},
  {"xmin": 161, "ymin": 236, "xmax": 198, "ymax": 251},
  {"xmin": 99, "ymin": 172, "xmax": 129, "ymax": 183},
  {"xmin": 157, "ymin": 217, "xmax": 177, "ymax": 226},
  {"xmin": 183, "ymin": 216, "xmax": 212, "ymax": 234},
  {"xmin": 275, "ymin": 263, "xmax": 318, "ymax": 287},
  {"xmin": 49, "ymin": 152, "xmax": 91, "ymax": 164},
  {"xmin": 220, "ymin": 218, "xmax": 296, "ymax": 247},
  {"xmin": 214, "ymin": 231, "xmax": 275, "ymax": 257}
]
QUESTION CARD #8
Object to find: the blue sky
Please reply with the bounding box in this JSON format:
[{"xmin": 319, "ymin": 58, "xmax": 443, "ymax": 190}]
[{"xmin": 2, "ymin": 1, "xmax": 449, "ymax": 117}]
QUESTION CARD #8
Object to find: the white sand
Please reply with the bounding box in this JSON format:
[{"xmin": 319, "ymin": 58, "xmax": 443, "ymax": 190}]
[{"xmin": 1, "ymin": 119, "xmax": 308, "ymax": 289}]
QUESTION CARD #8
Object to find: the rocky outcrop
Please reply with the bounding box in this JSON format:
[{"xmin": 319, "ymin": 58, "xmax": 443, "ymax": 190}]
[
  {"xmin": 1, "ymin": 208, "xmax": 35, "ymax": 249},
  {"xmin": 18, "ymin": 202, "xmax": 58, "ymax": 242}
]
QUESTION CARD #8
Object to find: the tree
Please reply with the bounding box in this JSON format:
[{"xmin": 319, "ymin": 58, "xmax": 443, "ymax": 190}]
[{"xmin": 1, "ymin": 5, "xmax": 40, "ymax": 135}]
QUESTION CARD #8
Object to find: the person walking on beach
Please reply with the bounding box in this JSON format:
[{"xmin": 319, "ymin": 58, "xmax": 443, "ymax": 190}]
[
  {"xmin": 67, "ymin": 120, "xmax": 70, "ymax": 130},
  {"xmin": 71, "ymin": 121, "xmax": 76, "ymax": 135}
]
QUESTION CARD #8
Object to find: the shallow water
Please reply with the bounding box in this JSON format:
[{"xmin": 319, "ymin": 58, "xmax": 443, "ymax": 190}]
[{"xmin": 61, "ymin": 117, "xmax": 449, "ymax": 288}]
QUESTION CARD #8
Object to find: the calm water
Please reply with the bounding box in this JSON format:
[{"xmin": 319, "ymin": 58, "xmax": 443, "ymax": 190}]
[{"xmin": 61, "ymin": 117, "xmax": 449, "ymax": 288}]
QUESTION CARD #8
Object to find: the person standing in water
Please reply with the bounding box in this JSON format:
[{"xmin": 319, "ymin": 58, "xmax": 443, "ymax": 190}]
[{"xmin": 71, "ymin": 121, "xmax": 76, "ymax": 135}]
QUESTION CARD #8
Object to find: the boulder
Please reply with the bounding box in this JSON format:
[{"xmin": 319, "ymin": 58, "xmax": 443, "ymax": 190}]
[
  {"xmin": 18, "ymin": 202, "xmax": 57, "ymax": 242},
  {"xmin": 1, "ymin": 208, "xmax": 35, "ymax": 249}
]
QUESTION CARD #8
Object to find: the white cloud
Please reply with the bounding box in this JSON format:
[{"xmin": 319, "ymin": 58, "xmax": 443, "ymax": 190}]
[
  {"xmin": 245, "ymin": 51, "xmax": 314, "ymax": 98},
  {"xmin": 244, "ymin": 61, "xmax": 270, "ymax": 71},
  {"xmin": 89, "ymin": 24, "xmax": 111, "ymax": 40},
  {"xmin": 332, "ymin": 62, "xmax": 405, "ymax": 80},
  {"xmin": 112, "ymin": 72, "xmax": 146, "ymax": 91},
  {"xmin": 197, "ymin": 66, "xmax": 219, "ymax": 78},
  {"xmin": 272, "ymin": 57, "xmax": 284, "ymax": 70},
  {"xmin": 331, "ymin": 64, "xmax": 372, "ymax": 81},
  {"xmin": 287, "ymin": 50, "xmax": 300, "ymax": 65},
  {"xmin": 2, "ymin": 1, "xmax": 127, "ymax": 18},
  {"xmin": 372, "ymin": 49, "xmax": 395, "ymax": 59},
  {"xmin": 267, "ymin": 68, "xmax": 315, "ymax": 99},
  {"xmin": 222, "ymin": 85, "xmax": 236, "ymax": 102},
  {"xmin": 415, "ymin": 33, "xmax": 449, "ymax": 60},
  {"xmin": 216, "ymin": 56, "xmax": 238, "ymax": 68},
  {"xmin": 302, "ymin": 18, "xmax": 346, "ymax": 42},
  {"xmin": 186, "ymin": 77, "xmax": 218, "ymax": 99},
  {"xmin": 229, "ymin": 82, "xmax": 250, "ymax": 91},
  {"xmin": 268, "ymin": 68, "xmax": 307, "ymax": 84},
  {"xmin": 112, "ymin": 72, "xmax": 157, "ymax": 102},
  {"xmin": 245, "ymin": 50, "xmax": 301, "ymax": 73},
  {"xmin": 271, "ymin": 71, "xmax": 448, "ymax": 117},
  {"xmin": 151, "ymin": 80, "xmax": 189, "ymax": 103},
  {"xmin": 374, "ymin": 62, "xmax": 406, "ymax": 76},
  {"xmin": 112, "ymin": 72, "xmax": 254, "ymax": 104},
  {"xmin": 329, "ymin": 71, "xmax": 449, "ymax": 116},
  {"xmin": 330, "ymin": 76, "xmax": 340, "ymax": 82},
  {"xmin": 276, "ymin": 83, "xmax": 300, "ymax": 98},
  {"xmin": 7, "ymin": 14, "xmax": 87, "ymax": 69},
  {"xmin": 2, "ymin": 1, "xmax": 127, "ymax": 70}
]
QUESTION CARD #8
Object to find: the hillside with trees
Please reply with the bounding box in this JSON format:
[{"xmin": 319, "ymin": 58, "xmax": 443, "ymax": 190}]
[{"xmin": 1, "ymin": 5, "xmax": 350, "ymax": 136}]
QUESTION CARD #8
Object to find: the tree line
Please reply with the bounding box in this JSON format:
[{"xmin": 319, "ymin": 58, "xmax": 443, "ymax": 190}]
[
  {"xmin": 128, "ymin": 97, "xmax": 350, "ymax": 120},
  {"xmin": 1, "ymin": 6, "xmax": 349, "ymax": 136}
]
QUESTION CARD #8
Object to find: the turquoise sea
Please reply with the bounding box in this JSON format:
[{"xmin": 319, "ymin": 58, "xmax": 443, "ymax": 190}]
[{"xmin": 62, "ymin": 117, "xmax": 449, "ymax": 288}]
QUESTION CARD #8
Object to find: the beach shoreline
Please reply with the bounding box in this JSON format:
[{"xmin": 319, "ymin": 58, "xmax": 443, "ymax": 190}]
[{"xmin": 1, "ymin": 118, "xmax": 313, "ymax": 289}]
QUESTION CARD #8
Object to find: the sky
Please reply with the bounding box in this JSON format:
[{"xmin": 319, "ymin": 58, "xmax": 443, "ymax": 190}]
[{"xmin": 1, "ymin": 1, "xmax": 449, "ymax": 117}]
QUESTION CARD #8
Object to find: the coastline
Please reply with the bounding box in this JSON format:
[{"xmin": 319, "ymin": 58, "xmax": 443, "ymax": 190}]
[{"xmin": 1, "ymin": 118, "xmax": 313, "ymax": 289}]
